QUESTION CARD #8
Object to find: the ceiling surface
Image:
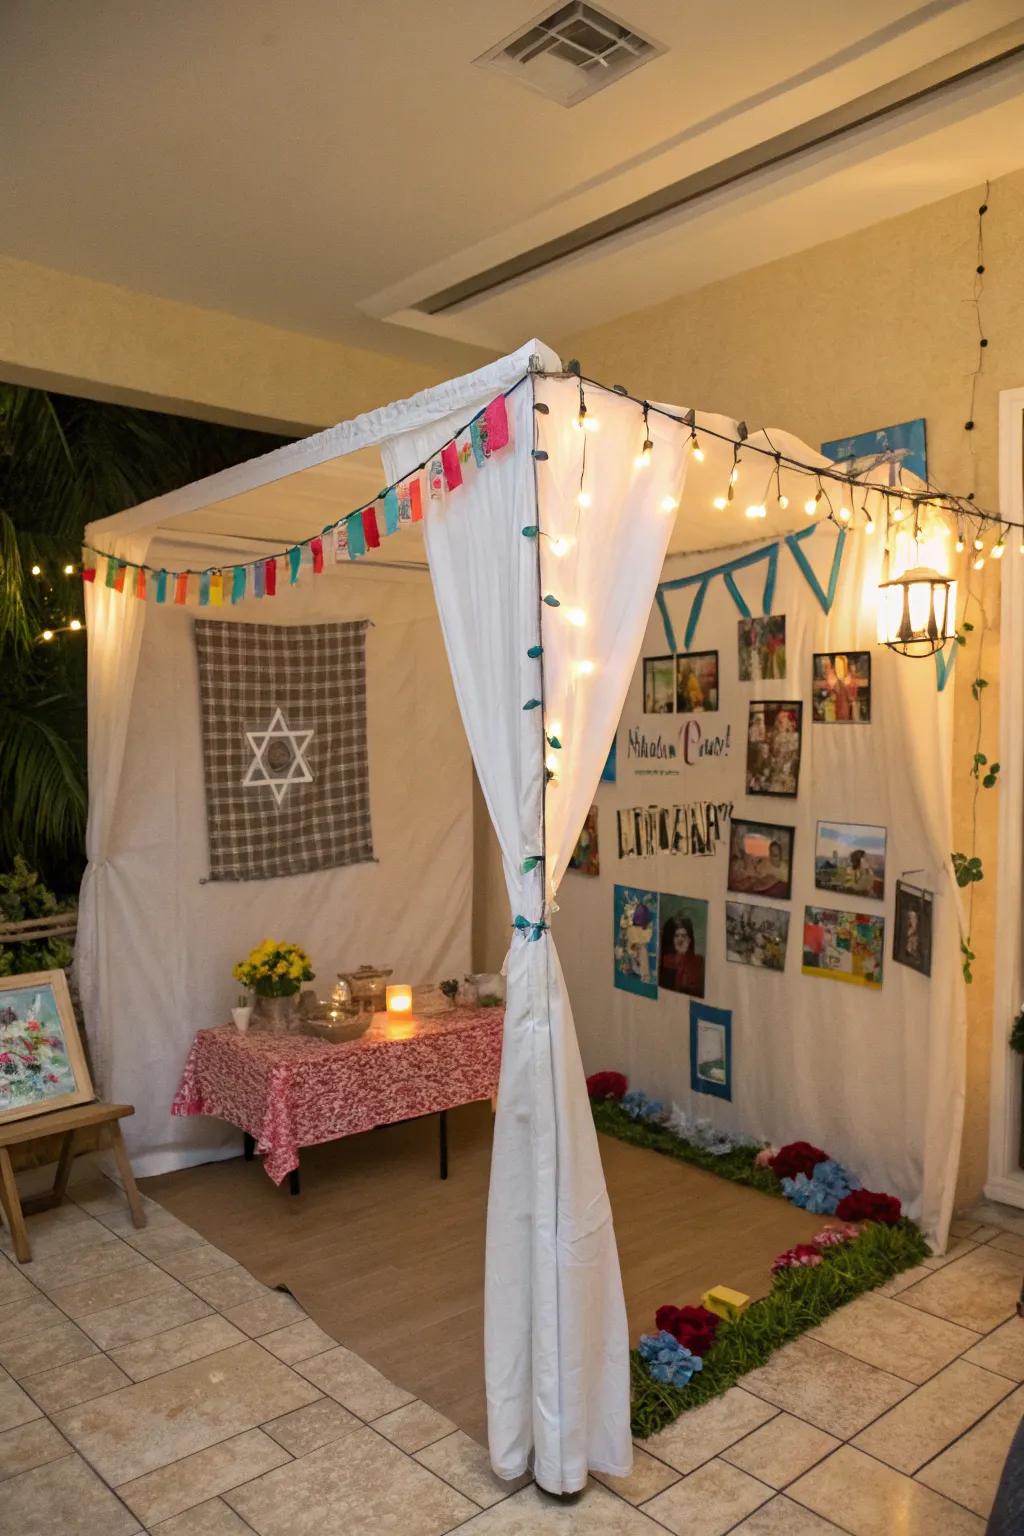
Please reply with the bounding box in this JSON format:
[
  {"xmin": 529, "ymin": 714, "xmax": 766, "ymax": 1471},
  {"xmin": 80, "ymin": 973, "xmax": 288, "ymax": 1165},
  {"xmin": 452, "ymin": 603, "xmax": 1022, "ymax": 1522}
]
[{"xmin": 3, "ymin": 0, "xmax": 1024, "ymax": 363}]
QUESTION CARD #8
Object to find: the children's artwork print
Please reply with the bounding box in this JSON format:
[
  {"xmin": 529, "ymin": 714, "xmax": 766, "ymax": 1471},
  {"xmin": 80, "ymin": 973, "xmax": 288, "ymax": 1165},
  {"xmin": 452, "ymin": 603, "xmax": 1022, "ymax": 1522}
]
[
  {"xmin": 738, "ymin": 617, "xmax": 786, "ymax": 681},
  {"xmin": 601, "ymin": 736, "xmax": 617, "ymax": 783},
  {"xmin": 893, "ymin": 881, "xmax": 933, "ymax": 977},
  {"xmin": 690, "ymin": 1002, "xmax": 732, "ymax": 1101},
  {"xmin": 658, "ymin": 894, "xmax": 708, "ymax": 999},
  {"xmin": 812, "ymin": 652, "xmax": 871, "ymax": 723},
  {"xmin": 614, "ymin": 886, "xmax": 659, "ymax": 1000},
  {"xmin": 802, "ymin": 907, "xmax": 885, "ymax": 989},
  {"xmin": 727, "ymin": 819, "xmax": 794, "ymax": 900},
  {"xmin": 0, "ymin": 971, "xmax": 93, "ymax": 1125},
  {"xmin": 676, "ymin": 651, "xmax": 719, "ymax": 713},
  {"xmin": 569, "ymin": 806, "xmax": 599, "ymax": 877},
  {"xmin": 725, "ymin": 901, "xmax": 790, "ymax": 971},
  {"xmin": 644, "ymin": 656, "xmax": 676, "ymax": 714},
  {"xmin": 814, "ymin": 822, "xmax": 886, "ymax": 901},
  {"xmin": 746, "ymin": 701, "xmax": 802, "ymax": 797},
  {"xmin": 821, "ymin": 417, "xmax": 927, "ymax": 484},
  {"xmin": 617, "ymin": 802, "xmax": 732, "ymax": 860}
]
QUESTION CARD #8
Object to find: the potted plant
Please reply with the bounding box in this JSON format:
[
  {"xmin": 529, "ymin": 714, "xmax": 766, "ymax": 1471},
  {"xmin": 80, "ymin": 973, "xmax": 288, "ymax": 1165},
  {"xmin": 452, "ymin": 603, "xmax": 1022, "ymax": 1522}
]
[{"xmin": 232, "ymin": 941, "xmax": 314, "ymax": 1033}]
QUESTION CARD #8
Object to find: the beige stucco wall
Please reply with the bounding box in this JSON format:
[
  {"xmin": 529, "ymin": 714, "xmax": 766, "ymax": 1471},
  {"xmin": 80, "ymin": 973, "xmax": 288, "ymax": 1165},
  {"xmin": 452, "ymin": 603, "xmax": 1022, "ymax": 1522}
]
[
  {"xmin": 0, "ymin": 253, "xmax": 487, "ymax": 432},
  {"xmin": 560, "ymin": 169, "xmax": 1024, "ymax": 1206}
]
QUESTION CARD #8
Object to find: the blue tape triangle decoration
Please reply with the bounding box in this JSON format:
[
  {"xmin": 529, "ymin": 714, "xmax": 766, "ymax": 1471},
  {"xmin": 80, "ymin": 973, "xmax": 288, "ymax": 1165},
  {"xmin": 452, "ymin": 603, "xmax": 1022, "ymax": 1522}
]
[
  {"xmin": 934, "ymin": 643, "xmax": 957, "ymax": 692},
  {"xmin": 657, "ymin": 542, "xmax": 781, "ymax": 651},
  {"xmin": 783, "ymin": 525, "xmax": 847, "ymax": 615}
]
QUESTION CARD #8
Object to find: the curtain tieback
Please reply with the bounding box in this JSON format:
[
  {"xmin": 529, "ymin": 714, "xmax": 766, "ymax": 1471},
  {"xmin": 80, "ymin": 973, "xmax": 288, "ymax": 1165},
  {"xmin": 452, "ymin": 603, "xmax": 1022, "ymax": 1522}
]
[{"xmin": 512, "ymin": 914, "xmax": 549, "ymax": 943}]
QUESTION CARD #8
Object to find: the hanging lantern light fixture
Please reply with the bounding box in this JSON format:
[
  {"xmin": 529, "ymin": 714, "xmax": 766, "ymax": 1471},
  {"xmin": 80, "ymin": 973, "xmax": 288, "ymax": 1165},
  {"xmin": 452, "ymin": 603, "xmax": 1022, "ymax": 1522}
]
[{"xmin": 877, "ymin": 565, "xmax": 958, "ymax": 657}]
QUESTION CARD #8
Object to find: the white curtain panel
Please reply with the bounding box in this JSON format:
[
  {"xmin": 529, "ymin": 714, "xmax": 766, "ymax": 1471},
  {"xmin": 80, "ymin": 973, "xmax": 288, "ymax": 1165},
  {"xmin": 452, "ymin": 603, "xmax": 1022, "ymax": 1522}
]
[
  {"xmin": 78, "ymin": 528, "xmax": 154, "ymax": 1088},
  {"xmin": 409, "ymin": 372, "xmax": 688, "ymax": 1492}
]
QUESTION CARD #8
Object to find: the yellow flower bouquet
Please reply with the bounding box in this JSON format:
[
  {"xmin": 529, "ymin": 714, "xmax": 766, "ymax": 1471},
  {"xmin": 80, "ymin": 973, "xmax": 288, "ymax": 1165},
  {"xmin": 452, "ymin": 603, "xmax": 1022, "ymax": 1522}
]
[{"xmin": 233, "ymin": 940, "xmax": 314, "ymax": 999}]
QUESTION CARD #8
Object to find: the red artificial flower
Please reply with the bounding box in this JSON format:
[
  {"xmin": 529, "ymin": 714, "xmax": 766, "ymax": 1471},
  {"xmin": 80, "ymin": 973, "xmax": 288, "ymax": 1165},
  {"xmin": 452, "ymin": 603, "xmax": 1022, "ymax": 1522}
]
[
  {"xmin": 835, "ymin": 1189, "xmax": 902, "ymax": 1225},
  {"xmin": 772, "ymin": 1243, "xmax": 823, "ymax": 1273},
  {"xmin": 654, "ymin": 1304, "xmax": 720, "ymax": 1356},
  {"xmin": 769, "ymin": 1141, "xmax": 828, "ymax": 1182},
  {"xmin": 586, "ymin": 1071, "xmax": 627, "ymax": 1101}
]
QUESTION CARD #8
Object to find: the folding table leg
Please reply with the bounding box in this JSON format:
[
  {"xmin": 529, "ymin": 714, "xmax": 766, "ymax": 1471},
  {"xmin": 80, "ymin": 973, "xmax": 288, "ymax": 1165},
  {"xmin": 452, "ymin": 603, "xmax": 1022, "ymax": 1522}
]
[
  {"xmin": 288, "ymin": 1167, "xmax": 301, "ymax": 1197},
  {"xmin": 0, "ymin": 1148, "xmax": 30, "ymax": 1263},
  {"xmin": 109, "ymin": 1122, "xmax": 148, "ymax": 1230},
  {"xmin": 439, "ymin": 1110, "xmax": 448, "ymax": 1181},
  {"xmin": 243, "ymin": 1133, "xmax": 256, "ymax": 1162}
]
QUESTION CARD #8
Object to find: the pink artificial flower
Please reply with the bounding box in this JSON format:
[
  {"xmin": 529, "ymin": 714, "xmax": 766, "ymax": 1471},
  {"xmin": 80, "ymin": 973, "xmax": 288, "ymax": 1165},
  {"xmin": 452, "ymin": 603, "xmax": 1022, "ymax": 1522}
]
[
  {"xmin": 813, "ymin": 1223, "xmax": 860, "ymax": 1248},
  {"xmin": 772, "ymin": 1243, "xmax": 823, "ymax": 1273},
  {"xmin": 45, "ymin": 1073, "xmax": 60, "ymax": 1084},
  {"xmin": 754, "ymin": 1146, "xmax": 779, "ymax": 1169},
  {"xmin": 25, "ymin": 1020, "xmax": 41, "ymax": 1032}
]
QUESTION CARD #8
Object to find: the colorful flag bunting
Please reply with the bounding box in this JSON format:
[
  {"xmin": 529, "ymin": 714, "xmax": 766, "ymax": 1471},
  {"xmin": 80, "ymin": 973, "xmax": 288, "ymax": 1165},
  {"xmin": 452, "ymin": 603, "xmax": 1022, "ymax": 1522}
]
[
  {"xmin": 383, "ymin": 488, "xmax": 399, "ymax": 536},
  {"xmin": 348, "ymin": 511, "xmax": 366, "ymax": 559},
  {"xmin": 483, "ymin": 395, "xmax": 510, "ymax": 452},
  {"xmin": 156, "ymin": 570, "xmax": 168, "ymax": 604},
  {"xmin": 264, "ymin": 557, "xmax": 277, "ymax": 596},
  {"xmin": 112, "ymin": 562, "xmax": 127, "ymax": 593},
  {"xmin": 231, "ymin": 566, "xmax": 246, "ymax": 603},
  {"xmin": 254, "ymin": 562, "xmax": 265, "ymax": 599},
  {"xmin": 210, "ymin": 571, "xmax": 224, "ymax": 606},
  {"xmin": 469, "ymin": 420, "xmax": 487, "ymax": 466},
  {"xmin": 135, "ymin": 567, "xmax": 147, "ymax": 600},
  {"xmin": 174, "ymin": 572, "xmax": 189, "ymax": 605},
  {"xmin": 409, "ymin": 479, "xmax": 423, "ymax": 522},
  {"xmin": 288, "ymin": 546, "xmax": 301, "ymax": 584},
  {"xmin": 311, "ymin": 536, "xmax": 324, "ymax": 573},
  {"xmin": 199, "ymin": 571, "xmax": 211, "ymax": 606},
  {"xmin": 362, "ymin": 505, "xmax": 381, "ymax": 549}
]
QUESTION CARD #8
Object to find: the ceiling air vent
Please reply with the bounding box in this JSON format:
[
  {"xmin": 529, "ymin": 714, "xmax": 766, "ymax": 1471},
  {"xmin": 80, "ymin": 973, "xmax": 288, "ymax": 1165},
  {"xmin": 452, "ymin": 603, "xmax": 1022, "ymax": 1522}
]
[{"xmin": 476, "ymin": 3, "xmax": 664, "ymax": 107}]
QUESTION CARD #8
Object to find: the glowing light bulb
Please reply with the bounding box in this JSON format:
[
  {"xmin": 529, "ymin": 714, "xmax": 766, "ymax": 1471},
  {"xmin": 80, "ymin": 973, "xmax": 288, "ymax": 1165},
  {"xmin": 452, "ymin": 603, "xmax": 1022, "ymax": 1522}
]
[
  {"xmin": 730, "ymin": 466, "xmax": 740, "ymax": 484},
  {"xmin": 30, "ymin": 564, "xmax": 41, "ymax": 576},
  {"xmin": 635, "ymin": 439, "xmax": 653, "ymax": 469},
  {"xmin": 41, "ymin": 629, "xmax": 53, "ymax": 641},
  {"xmin": 577, "ymin": 490, "xmax": 592, "ymax": 508},
  {"xmin": 745, "ymin": 503, "xmax": 767, "ymax": 520},
  {"xmin": 548, "ymin": 536, "xmax": 572, "ymax": 558},
  {"xmin": 955, "ymin": 536, "xmax": 965, "ymax": 553},
  {"xmin": 545, "ymin": 752, "xmax": 558, "ymax": 772},
  {"xmin": 777, "ymin": 494, "xmax": 789, "ymax": 510},
  {"xmin": 891, "ymin": 506, "xmax": 905, "ymax": 523},
  {"xmin": 689, "ymin": 432, "xmax": 704, "ymax": 462},
  {"xmin": 575, "ymin": 658, "xmax": 595, "ymax": 676},
  {"xmin": 974, "ymin": 536, "xmax": 984, "ymax": 551},
  {"xmin": 583, "ymin": 415, "xmax": 599, "ymax": 433},
  {"xmin": 70, "ymin": 618, "xmax": 82, "ymax": 631},
  {"xmin": 804, "ymin": 498, "xmax": 818, "ymax": 516},
  {"xmin": 547, "ymin": 721, "xmax": 563, "ymax": 739},
  {"xmin": 660, "ymin": 495, "xmax": 678, "ymax": 513},
  {"xmin": 713, "ymin": 496, "xmax": 728, "ymax": 511},
  {"xmin": 864, "ymin": 518, "xmax": 875, "ymax": 536},
  {"xmin": 836, "ymin": 505, "xmax": 850, "ymax": 523},
  {"xmin": 993, "ymin": 540, "xmax": 1006, "ymax": 559},
  {"xmin": 63, "ymin": 563, "xmax": 74, "ymax": 575},
  {"xmin": 974, "ymin": 555, "xmax": 985, "ymax": 570},
  {"xmin": 564, "ymin": 607, "xmax": 586, "ymax": 627}
]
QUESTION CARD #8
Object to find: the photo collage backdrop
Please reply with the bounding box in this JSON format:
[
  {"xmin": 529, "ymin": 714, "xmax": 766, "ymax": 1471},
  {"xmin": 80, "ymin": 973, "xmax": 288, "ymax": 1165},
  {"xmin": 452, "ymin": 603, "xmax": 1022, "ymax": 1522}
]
[{"xmin": 554, "ymin": 520, "xmax": 964, "ymax": 1242}]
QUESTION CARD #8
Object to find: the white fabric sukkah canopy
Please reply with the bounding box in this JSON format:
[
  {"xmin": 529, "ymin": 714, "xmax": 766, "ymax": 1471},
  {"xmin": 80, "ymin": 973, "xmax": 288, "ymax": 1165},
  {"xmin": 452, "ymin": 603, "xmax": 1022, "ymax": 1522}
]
[{"xmin": 81, "ymin": 340, "xmax": 964, "ymax": 1494}]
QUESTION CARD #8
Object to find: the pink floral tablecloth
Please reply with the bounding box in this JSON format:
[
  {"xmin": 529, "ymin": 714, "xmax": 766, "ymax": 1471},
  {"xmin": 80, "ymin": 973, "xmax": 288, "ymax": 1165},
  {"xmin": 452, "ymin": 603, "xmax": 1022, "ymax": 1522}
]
[{"xmin": 172, "ymin": 1009, "xmax": 503, "ymax": 1184}]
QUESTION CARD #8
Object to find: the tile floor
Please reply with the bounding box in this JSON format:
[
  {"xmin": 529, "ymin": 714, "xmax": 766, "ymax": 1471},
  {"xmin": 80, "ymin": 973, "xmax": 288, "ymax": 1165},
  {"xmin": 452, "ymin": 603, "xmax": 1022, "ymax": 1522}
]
[{"xmin": 0, "ymin": 1168, "xmax": 1021, "ymax": 1535}]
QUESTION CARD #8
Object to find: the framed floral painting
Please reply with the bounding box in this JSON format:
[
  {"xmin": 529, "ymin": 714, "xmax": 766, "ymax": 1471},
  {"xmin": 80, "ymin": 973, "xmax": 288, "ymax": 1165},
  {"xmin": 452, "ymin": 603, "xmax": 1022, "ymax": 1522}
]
[{"xmin": 0, "ymin": 971, "xmax": 93, "ymax": 1126}]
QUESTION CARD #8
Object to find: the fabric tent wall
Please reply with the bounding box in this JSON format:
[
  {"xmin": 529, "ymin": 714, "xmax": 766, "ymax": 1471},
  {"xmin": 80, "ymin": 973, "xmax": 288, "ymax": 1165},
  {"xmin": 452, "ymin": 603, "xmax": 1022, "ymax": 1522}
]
[
  {"xmin": 556, "ymin": 521, "xmax": 963, "ymax": 1250},
  {"xmin": 90, "ymin": 543, "xmax": 471, "ymax": 1174}
]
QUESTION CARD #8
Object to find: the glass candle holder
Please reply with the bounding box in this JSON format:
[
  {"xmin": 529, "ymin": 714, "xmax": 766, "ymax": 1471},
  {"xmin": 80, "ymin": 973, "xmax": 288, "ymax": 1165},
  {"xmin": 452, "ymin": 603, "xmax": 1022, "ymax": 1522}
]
[{"xmin": 385, "ymin": 984, "xmax": 413, "ymax": 1014}]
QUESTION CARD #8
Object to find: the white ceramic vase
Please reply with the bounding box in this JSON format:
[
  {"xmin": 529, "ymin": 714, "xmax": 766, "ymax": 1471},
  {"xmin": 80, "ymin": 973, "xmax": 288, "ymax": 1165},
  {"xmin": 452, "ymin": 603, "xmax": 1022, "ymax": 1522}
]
[{"xmin": 232, "ymin": 1006, "xmax": 252, "ymax": 1034}]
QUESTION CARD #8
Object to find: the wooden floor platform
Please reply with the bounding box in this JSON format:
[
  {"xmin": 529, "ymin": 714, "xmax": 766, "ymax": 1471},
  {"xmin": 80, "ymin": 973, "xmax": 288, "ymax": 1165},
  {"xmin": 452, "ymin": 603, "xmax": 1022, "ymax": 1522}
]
[{"xmin": 142, "ymin": 1101, "xmax": 821, "ymax": 1443}]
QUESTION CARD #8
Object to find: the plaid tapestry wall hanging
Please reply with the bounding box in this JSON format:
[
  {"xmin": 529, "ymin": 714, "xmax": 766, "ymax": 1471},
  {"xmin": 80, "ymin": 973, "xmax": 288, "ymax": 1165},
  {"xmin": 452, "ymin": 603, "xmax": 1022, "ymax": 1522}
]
[{"xmin": 194, "ymin": 619, "xmax": 373, "ymax": 881}]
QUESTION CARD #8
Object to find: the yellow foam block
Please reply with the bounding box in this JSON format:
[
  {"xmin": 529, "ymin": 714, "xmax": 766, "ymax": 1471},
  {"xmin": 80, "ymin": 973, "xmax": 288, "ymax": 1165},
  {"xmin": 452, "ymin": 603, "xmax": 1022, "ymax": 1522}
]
[{"xmin": 701, "ymin": 1285, "xmax": 750, "ymax": 1322}]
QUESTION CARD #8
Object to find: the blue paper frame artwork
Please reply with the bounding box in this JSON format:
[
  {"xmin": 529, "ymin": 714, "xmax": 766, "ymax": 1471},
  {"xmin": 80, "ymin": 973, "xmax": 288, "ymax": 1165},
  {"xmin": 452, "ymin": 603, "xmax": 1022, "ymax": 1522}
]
[
  {"xmin": 614, "ymin": 885, "xmax": 659, "ymax": 1000},
  {"xmin": 601, "ymin": 736, "xmax": 617, "ymax": 784},
  {"xmin": 690, "ymin": 1001, "xmax": 732, "ymax": 1101},
  {"xmin": 821, "ymin": 418, "xmax": 927, "ymax": 485}
]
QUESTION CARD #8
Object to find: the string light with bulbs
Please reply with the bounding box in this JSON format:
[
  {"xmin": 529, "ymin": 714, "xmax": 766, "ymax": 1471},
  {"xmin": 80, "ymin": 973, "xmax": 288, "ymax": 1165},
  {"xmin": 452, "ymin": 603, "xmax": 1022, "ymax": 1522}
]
[{"xmin": 26, "ymin": 558, "xmax": 85, "ymax": 643}]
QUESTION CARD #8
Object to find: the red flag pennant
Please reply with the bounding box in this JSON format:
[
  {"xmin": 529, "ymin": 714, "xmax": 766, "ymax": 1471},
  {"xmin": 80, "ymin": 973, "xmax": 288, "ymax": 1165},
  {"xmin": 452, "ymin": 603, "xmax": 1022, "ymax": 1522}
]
[
  {"xmin": 362, "ymin": 504, "xmax": 381, "ymax": 549},
  {"xmin": 441, "ymin": 441, "xmax": 463, "ymax": 491},
  {"xmin": 483, "ymin": 395, "xmax": 510, "ymax": 452},
  {"xmin": 135, "ymin": 567, "xmax": 147, "ymax": 600},
  {"xmin": 409, "ymin": 478, "xmax": 423, "ymax": 522},
  {"xmin": 82, "ymin": 567, "xmax": 96, "ymax": 583},
  {"xmin": 174, "ymin": 572, "xmax": 189, "ymax": 605},
  {"xmin": 311, "ymin": 536, "xmax": 324, "ymax": 573},
  {"xmin": 112, "ymin": 562, "xmax": 127, "ymax": 593},
  {"xmin": 264, "ymin": 557, "xmax": 277, "ymax": 596}
]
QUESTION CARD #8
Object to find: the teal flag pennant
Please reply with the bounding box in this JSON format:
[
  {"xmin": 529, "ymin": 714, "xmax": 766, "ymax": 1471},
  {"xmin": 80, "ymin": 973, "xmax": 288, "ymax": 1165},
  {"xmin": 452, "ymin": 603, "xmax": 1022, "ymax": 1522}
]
[
  {"xmin": 231, "ymin": 566, "xmax": 247, "ymax": 603},
  {"xmin": 288, "ymin": 546, "xmax": 302, "ymax": 584},
  {"xmin": 348, "ymin": 510, "xmax": 366, "ymax": 559},
  {"xmin": 198, "ymin": 571, "xmax": 211, "ymax": 606},
  {"xmin": 383, "ymin": 488, "xmax": 399, "ymax": 536},
  {"xmin": 155, "ymin": 570, "xmax": 168, "ymax": 604}
]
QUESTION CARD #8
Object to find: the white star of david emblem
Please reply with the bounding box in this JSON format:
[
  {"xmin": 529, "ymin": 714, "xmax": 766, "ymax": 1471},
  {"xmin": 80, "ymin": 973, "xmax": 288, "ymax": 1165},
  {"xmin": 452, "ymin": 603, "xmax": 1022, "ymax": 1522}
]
[{"xmin": 242, "ymin": 707, "xmax": 314, "ymax": 807}]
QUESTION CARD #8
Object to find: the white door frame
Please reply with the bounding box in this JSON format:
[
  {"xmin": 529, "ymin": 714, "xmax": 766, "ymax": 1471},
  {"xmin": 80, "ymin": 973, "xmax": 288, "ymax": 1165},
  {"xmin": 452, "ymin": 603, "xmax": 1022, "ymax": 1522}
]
[{"xmin": 986, "ymin": 386, "xmax": 1024, "ymax": 1206}]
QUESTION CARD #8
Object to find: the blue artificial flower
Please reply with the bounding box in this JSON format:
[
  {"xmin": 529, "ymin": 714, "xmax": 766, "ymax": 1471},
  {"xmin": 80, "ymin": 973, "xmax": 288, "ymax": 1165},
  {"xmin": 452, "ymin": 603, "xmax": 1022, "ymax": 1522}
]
[
  {"xmin": 781, "ymin": 1171, "xmax": 838, "ymax": 1215},
  {"xmin": 622, "ymin": 1090, "xmax": 665, "ymax": 1123},
  {"xmin": 638, "ymin": 1331, "xmax": 704, "ymax": 1389},
  {"xmin": 812, "ymin": 1158, "xmax": 860, "ymax": 1199}
]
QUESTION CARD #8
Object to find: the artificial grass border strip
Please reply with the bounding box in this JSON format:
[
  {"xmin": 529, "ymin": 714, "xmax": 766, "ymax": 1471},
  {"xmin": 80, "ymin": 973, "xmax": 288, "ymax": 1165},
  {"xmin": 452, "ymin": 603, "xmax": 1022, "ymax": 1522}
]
[{"xmin": 591, "ymin": 1100, "xmax": 930, "ymax": 1438}]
